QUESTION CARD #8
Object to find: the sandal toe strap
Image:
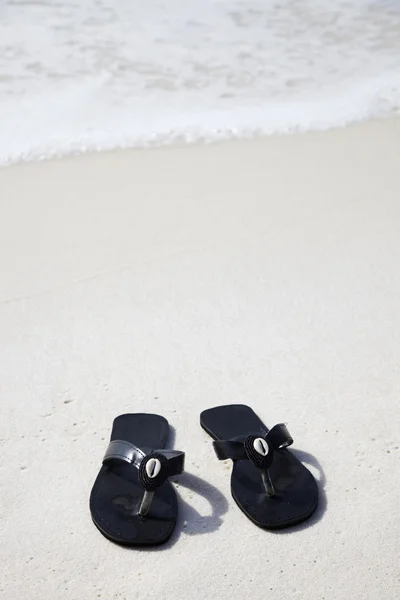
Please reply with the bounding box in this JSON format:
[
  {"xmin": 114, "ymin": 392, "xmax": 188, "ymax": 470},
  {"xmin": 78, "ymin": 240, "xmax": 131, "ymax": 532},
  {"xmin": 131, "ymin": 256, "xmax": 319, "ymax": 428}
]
[
  {"xmin": 103, "ymin": 439, "xmax": 185, "ymax": 486},
  {"xmin": 213, "ymin": 423, "xmax": 293, "ymax": 465}
]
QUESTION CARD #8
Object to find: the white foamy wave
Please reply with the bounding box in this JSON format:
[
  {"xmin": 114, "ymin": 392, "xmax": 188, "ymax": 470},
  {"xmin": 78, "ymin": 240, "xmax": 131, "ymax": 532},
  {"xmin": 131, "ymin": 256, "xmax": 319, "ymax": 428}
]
[{"xmin": 1, "ymin": 0, "xmax": 400, "ymax": 164}]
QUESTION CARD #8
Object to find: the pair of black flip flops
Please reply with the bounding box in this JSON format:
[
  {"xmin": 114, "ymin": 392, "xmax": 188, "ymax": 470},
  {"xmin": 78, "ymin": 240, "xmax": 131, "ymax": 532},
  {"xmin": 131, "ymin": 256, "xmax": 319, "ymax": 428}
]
[{"xmin": 90, "ymin": 404, "xmax": 318, "ymax": 546}]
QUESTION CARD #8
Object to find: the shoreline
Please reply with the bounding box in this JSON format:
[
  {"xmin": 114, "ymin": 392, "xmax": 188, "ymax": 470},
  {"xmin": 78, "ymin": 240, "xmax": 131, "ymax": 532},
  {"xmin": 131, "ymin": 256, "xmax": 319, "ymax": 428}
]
[{"xmin": 0, "ymin": 115, "xmax": 398, "ymax": 170}]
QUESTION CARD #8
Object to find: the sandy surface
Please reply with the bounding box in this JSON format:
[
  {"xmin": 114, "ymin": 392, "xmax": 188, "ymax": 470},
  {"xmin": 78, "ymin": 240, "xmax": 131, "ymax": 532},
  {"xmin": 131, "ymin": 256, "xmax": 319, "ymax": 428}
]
[{"xmin": 0, "ymin": 120, "xmax": 399, "ymax": 600}]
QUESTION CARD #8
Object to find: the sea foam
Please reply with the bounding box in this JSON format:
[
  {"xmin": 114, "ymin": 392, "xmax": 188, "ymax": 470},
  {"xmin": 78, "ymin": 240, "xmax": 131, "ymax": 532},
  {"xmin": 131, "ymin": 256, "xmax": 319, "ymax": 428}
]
[{"xmin": 1, "ymin": 0, "xmax": 400, "ymax": 164}]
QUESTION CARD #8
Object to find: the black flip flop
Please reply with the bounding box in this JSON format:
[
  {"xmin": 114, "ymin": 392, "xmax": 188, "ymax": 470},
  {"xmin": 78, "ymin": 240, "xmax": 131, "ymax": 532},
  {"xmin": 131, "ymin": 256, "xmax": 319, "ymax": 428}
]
[
  {"xmin": 90, "ymin": 413, "xmax": 185, "ymax": 546},
  {"xmin": 200, "ymin": 404, "xmax": 318, "ymax": 529}
]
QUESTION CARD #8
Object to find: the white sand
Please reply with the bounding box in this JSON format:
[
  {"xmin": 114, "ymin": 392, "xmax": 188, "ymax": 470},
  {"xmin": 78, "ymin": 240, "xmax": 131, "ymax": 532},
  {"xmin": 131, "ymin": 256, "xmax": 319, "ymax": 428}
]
[{"xmin": 0, "ymin": 120, "xmax": 399, "ymax": 600}]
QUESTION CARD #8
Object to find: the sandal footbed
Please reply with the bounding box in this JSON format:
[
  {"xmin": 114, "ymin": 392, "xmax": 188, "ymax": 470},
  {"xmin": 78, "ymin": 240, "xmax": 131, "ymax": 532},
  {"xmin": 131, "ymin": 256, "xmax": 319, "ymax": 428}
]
[
  {"xmin": 200, "ymin": 404, "xmax": 318, "ymax": 529},
  {"xmin": 90, "ymin": 413, "xmax": 177, "ymax": 545}
]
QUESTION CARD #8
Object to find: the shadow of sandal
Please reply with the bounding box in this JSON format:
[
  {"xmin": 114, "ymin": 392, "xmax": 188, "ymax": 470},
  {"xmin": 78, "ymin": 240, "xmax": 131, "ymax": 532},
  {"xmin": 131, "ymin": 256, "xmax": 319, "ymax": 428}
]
[
  {"xmin": 176, "ymin": 471, "xmax": 229, "ymax": 535},
  {"xmin": 142, "ymin": 472, "xmax": 229, "ymax": 551}
]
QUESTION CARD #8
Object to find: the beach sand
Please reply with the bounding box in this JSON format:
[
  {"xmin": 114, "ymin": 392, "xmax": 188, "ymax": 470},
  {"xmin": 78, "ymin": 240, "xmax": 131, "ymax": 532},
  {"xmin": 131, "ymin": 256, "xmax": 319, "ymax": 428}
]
[{"xmin": 0, "ymin": 119, "xmax": 399, "ymax": 599}]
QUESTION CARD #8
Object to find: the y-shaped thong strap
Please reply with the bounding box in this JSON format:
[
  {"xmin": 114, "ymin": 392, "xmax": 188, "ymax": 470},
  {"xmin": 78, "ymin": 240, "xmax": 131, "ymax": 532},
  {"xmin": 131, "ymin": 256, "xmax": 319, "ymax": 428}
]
[
  {"xmin": 212, "ymin": 423, "xmax": 293, "ymax": 497},
  {"xmin": 103, "ymin": 440, "xmax": 185, "ymax": 516}
]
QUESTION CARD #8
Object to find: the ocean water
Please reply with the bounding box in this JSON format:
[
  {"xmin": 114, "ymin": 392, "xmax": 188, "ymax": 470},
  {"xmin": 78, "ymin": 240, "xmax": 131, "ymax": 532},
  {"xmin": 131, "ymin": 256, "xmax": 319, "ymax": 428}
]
[{"xmin": 1, "ymin": 0, "xmax": 400, "ymax": 164}]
